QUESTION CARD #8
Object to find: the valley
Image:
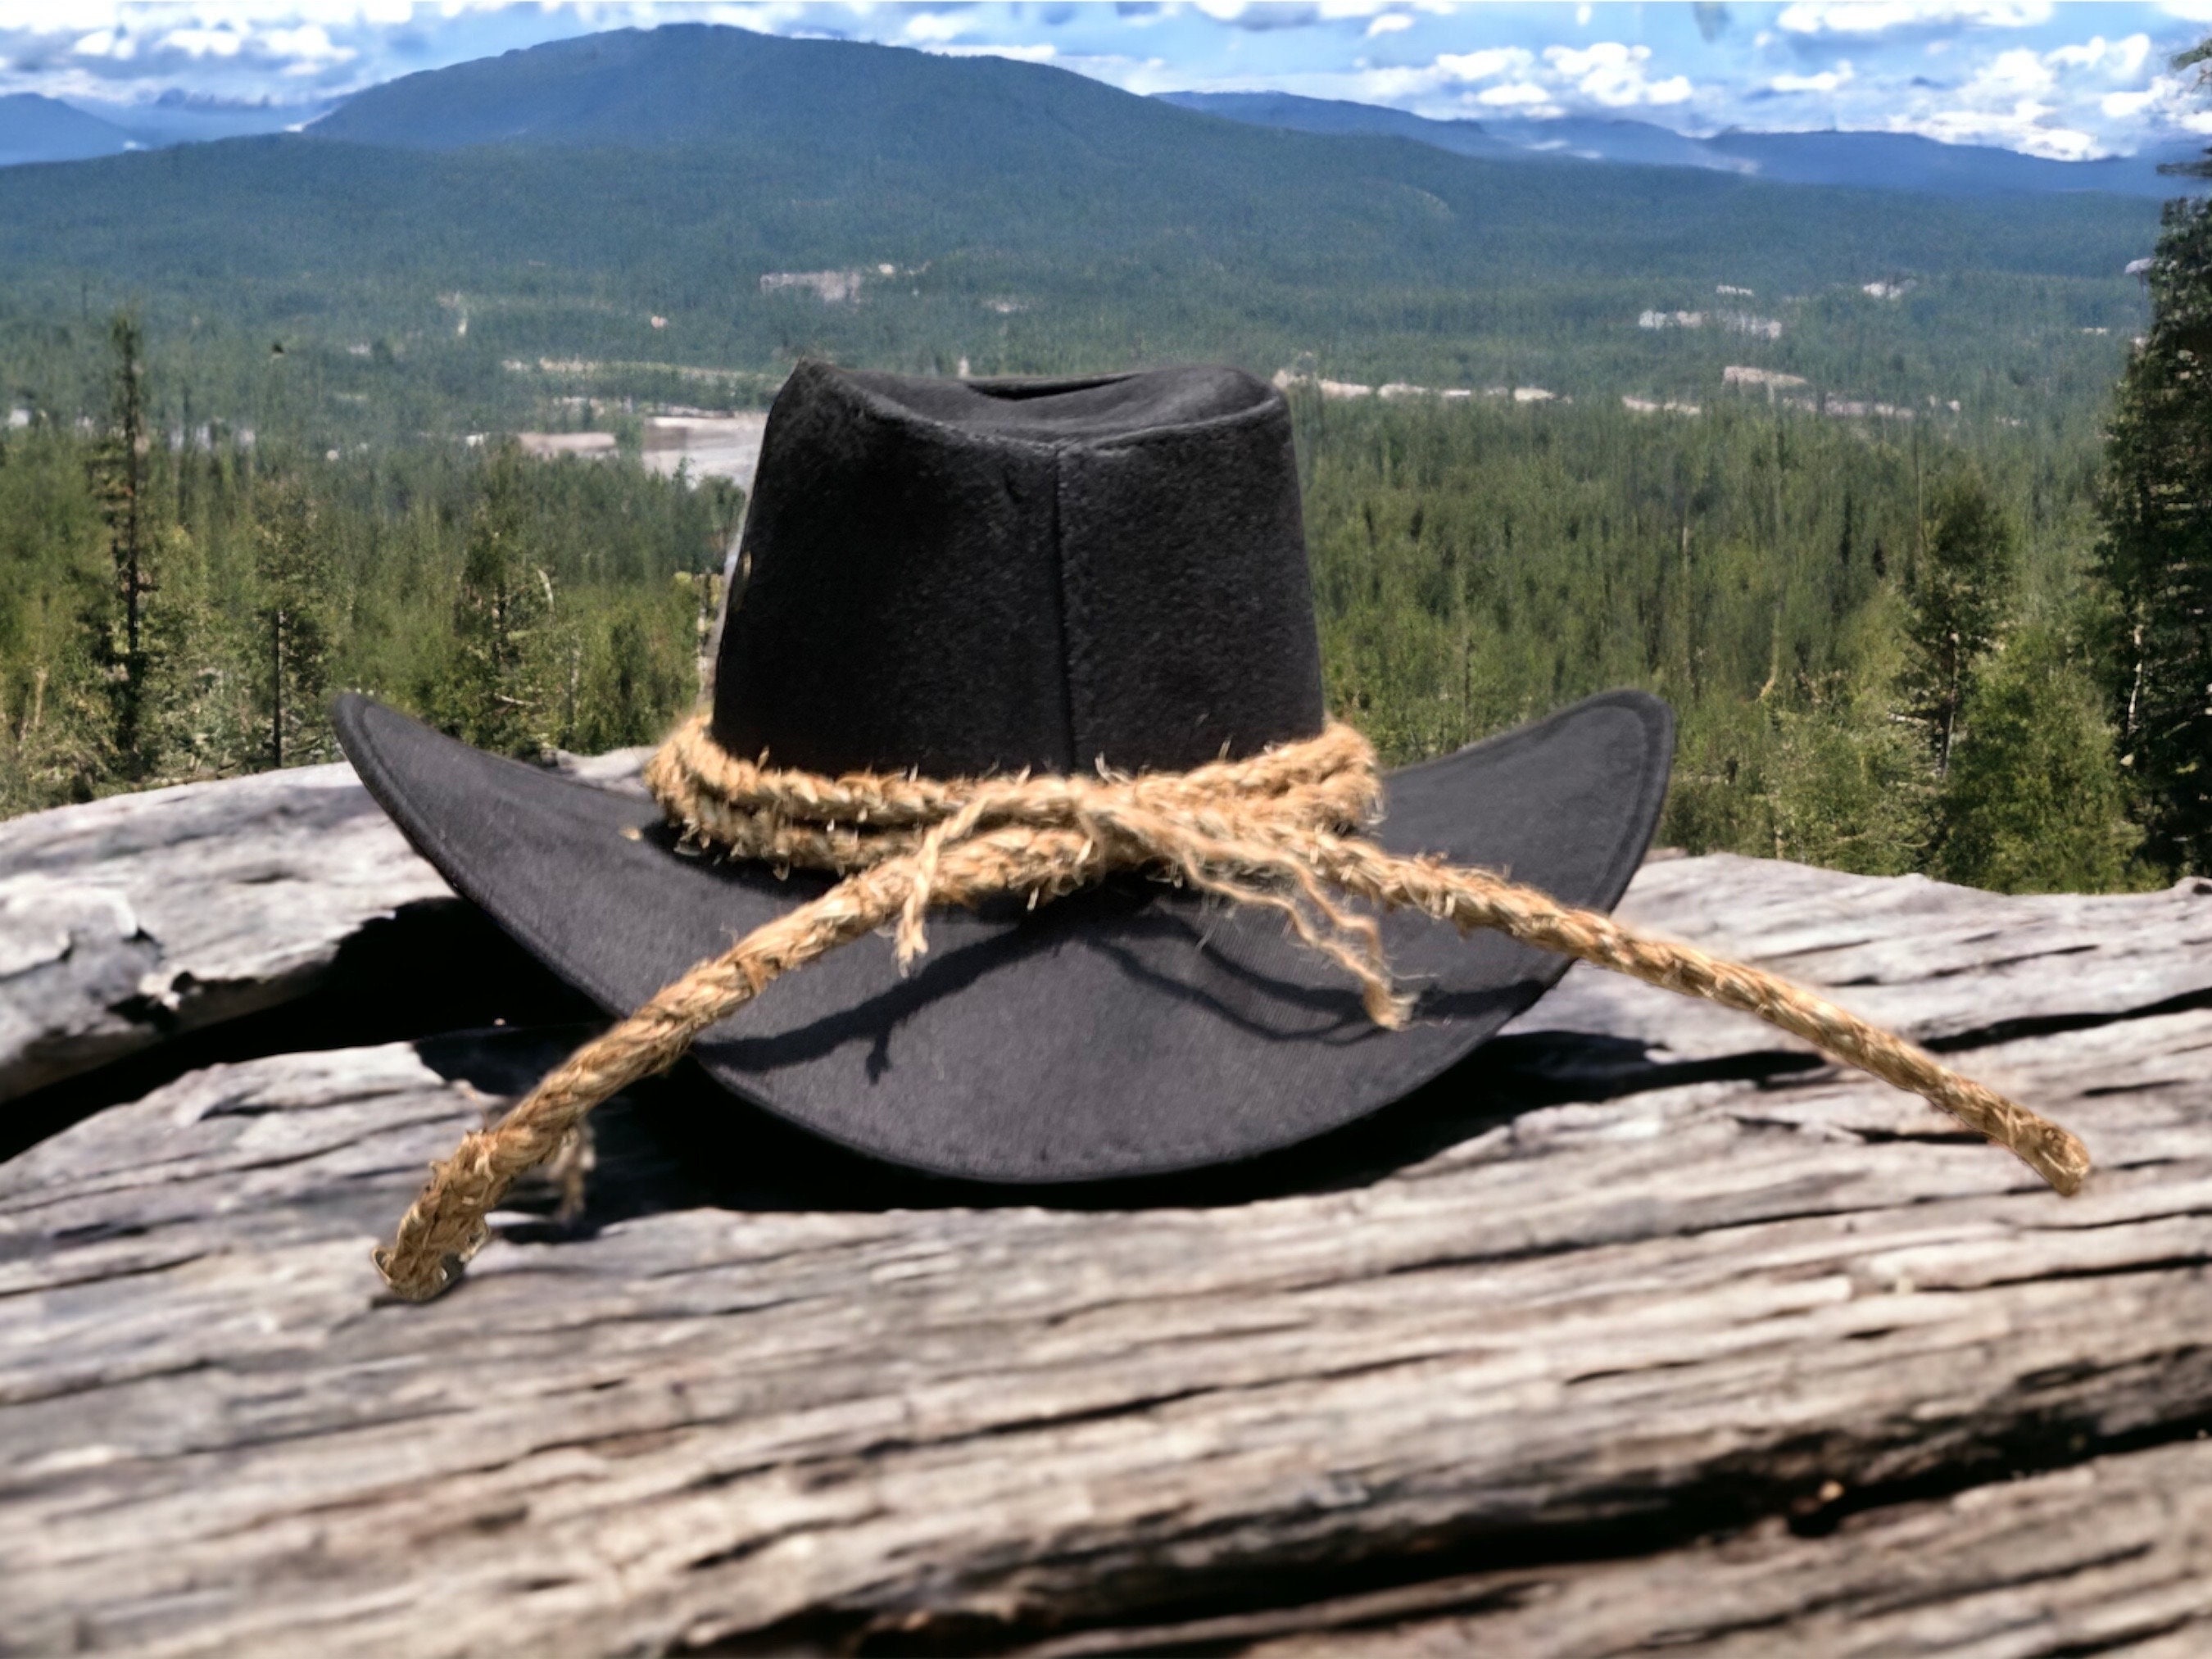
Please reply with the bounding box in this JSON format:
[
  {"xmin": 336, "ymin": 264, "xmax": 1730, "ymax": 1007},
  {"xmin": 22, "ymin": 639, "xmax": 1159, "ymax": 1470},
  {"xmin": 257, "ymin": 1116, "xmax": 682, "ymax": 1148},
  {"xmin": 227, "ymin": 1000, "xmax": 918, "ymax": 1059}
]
[{"xmin": 0, "ymin": 20, "xmax": 2192, "ymax": 892}]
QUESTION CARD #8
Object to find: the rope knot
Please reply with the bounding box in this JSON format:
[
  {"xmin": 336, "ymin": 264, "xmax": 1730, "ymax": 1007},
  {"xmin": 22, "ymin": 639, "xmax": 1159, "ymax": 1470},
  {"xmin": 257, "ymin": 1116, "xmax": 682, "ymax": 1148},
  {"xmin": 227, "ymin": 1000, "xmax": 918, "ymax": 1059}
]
[{"xmin": 643, "ymin": 713, "xmax": 1400, "ymax": 1010}]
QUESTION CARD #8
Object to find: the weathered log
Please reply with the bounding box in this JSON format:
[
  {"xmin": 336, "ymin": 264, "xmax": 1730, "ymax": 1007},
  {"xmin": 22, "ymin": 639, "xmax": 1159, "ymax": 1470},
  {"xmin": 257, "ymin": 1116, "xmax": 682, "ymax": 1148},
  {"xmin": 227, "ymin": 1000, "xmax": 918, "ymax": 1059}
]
[
  {"xmin": 0, "ymin": 749, "xmax": 646, "ymax": 1108},
  {"xmin": 1049, "ymin": 1436, "xmax": 2212, "ymax": 1657},
  {"xmin": 0, "ymin": 761, "xmax": 446, "ymax": 1102},
  {"xmin": 2, "ymin": 831, "xmax": 2209, "ymax": 1656}
]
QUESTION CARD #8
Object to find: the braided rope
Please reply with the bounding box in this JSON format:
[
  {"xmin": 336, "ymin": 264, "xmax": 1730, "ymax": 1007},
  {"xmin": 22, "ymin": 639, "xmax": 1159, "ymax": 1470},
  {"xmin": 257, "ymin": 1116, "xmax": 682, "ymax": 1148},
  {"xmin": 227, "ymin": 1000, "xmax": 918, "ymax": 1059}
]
[{"xmin": 373, "ymin": 712, "xmax": 2091, "ymax": 1302}]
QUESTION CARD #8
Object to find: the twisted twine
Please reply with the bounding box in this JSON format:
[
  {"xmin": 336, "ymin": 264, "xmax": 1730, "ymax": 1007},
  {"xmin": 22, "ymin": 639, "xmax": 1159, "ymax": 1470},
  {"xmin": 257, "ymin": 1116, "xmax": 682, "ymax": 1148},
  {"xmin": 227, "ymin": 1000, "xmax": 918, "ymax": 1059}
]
[{"xmin": 373, "ymin": 712, "xmax": 2091, "ymax": 1302}]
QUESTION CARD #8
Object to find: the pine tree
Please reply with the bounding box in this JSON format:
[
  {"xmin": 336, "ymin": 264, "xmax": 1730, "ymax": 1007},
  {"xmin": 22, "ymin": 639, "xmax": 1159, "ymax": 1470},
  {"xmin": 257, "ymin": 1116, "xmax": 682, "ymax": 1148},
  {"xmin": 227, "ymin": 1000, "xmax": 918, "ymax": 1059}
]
[
  {"xmin": 85, "ymin": 313, "xmax": 158, "ymax": 779},
  {"xmin": 140, "ymin": 522, "xmax": 243, "ymax": 782},
  {"xmin": 1902, "ymin": 469, "xmax": 2014, "ymax": 777},
  {"xmin": 569, "ymin": 592, "xmax": 694, "ymax": 753},
  {"xmin": 1765, "ymin": 696, "xmax": 1932, "ymax": 877},
  {"xmin": 1933, "ymin": 623, "xmax": 2142, "ymax": 893},
  {"xmin": 446, "ymin": 442, "xmax": 553, "ymax": 757},
  {"xmin": 252, "ymin": 479, "xmax": 334, "ymax": 770},
  {"xmin": 2099, "ymin": 192, "xmax": 2212, "ymax": 873},
  {"xmin": 1766, "ymin": 593, "xmax": 1934, "ymax": 877}
]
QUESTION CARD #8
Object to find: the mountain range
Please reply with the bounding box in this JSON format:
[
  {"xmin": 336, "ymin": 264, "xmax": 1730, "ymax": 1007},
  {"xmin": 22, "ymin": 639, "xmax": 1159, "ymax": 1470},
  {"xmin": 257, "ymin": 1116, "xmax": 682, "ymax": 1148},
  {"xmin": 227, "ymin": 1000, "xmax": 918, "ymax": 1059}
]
[
  {"xmin": 0, "ymin": 25, "xmax": 2149, "ymax": 301},
  {"xmin": 0, "ymin": 21, "xmax": 2159, "ymax": 437},
  {"xmin": 0, "ymin": 90, "xmax": 330, "ymax": 170},
  {"xmin": 2, "ymin": 27, "xmax": 2201, "ymax": 202},
  {"xmin": 1158, "ymin": 92, "xmax": 2201, "ymax": 201},
  {"xmin": 299, "ymin": 40, "xmax": 2212, "ymax": 202}
]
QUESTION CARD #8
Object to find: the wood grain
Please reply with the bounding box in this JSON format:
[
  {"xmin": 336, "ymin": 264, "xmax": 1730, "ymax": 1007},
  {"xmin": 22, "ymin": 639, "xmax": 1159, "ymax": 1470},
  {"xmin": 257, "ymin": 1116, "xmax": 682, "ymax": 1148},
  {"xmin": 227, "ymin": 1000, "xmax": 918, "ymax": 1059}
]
[
  {"xmin": 2, "ymin": 845, "xmax": 2208, "ymax": 1653},
  {"xmin": 0, "ymin": 746, "xmax": 647, "ymax": 1105},
  {"xmin": 1048, "ymin": 1435, "xmax": 2212, "ymax": 1657},
  {"xmin": 0, "ymin": 761, "xmax": 452, "ymax": 1101}
]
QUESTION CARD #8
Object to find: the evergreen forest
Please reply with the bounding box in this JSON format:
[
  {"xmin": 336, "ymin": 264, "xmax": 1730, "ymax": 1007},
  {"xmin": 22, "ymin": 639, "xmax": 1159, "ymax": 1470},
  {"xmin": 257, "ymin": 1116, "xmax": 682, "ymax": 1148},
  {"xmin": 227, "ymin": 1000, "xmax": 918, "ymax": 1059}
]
[
  {"xmin": 3, "ymin": 22, "xmax": 2211, "ymax": 897},
  {"xmin": 0, "ymin": 322, "xmax": 733, "ymax": 805}
]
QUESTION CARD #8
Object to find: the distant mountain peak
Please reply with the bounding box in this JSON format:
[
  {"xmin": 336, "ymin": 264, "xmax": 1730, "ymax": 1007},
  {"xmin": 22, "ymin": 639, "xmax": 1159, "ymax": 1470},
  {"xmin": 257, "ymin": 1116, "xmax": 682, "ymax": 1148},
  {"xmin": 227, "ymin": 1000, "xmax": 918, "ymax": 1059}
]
[
  {"xmin": 1164, "ymin": 88, "xmax": 2185, "ymax": 200},
  {"xmin": 306, "ymin": 22, "xmax": 1145, "ymax": 154},
  {"xmin": 0, "ymin": 93, "xmax": 134, "ymax": 170}
]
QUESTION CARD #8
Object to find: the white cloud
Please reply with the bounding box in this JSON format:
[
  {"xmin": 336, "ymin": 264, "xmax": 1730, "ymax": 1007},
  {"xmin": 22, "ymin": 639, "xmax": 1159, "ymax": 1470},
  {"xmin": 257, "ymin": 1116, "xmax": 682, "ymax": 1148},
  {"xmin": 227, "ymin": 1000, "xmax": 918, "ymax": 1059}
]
[
  {"xmin": 250, "ymin": 22, "xmax": 354, "ymax": 71},
  {"xmin": 1978, "ymin": 45, "xmax": 2053, "ymax": 94},
  {"xmin": 0, "ymin": 1, "xmax": 116, "ymax": 26},
  {"xmin": 1347, "ymin": 31, "xmax": 1711, "ymax": 119},
  {"xmin": 1827, "ymin": 26, "xmax": 2182, "ymax": 161},
  {"xmin": 1317, "ymin": 0, "xmax": 1457, "ymax": 17},
  {"xmin": 1542, "ymin": 42, "xmax": 1620, "ymax": 78},
  {"xmin": 1543, "ymin": 41, "xmax": 1693, "ymax": 107},
  {"xmin": 0, "ymin": 0, "xmax": 640, "ymax": 102},
  {"xmin": 45, "ymin": 1, "xmax": 425, "ymax": 25},
  {"xmin": 1348, "ymin": 61, "xmax": 1453, "ymax": 100},
  {"xmin": 1892, "ymin": 104, "xmax": 2101, "ymax": 157},
  {"xmin": 2042, "ymin": 33, "xmax": 2152, "ymax": 76},
  {"xmin": 902, "ymin": 10, "xmax": 970, "ymax": 43},
  {"xmin": 1108, "ymin": 0, "xmax": 1455, "ymax": 37},
  {"xmin": 1047, "ymin": 49, "xmax": 1179, "ymax": 94},
  {"xmin": 160, "ymin": 25, "xmax": 247, "ymax": 57},
  {"xmin": 1191, "ymin": 1, "xmax": 1321, "ymax": 25},
  {"xmin": 1476, "ymin": 81, "xmax": 1555, "ymax": 107},
  {"xmin": 2047, "ymin": 36, "xmax": 2108, "ymax": 70},
  {"xmin": 1435, "ymin": 47, "xmax": 1532, "ymax": 82},
  {"xmin": 1777, "ymin": 1, "xmax": 2052, "ymax": 36},
  {"xmin": 1770, "ymin": 61, "xmax": 1854, "ymax": 93}
]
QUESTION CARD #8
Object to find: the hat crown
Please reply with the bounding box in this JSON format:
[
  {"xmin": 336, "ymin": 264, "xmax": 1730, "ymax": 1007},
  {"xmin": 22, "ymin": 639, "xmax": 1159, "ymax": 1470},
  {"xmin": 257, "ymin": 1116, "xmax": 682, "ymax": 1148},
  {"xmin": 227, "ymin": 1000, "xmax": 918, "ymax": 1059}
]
[{"xmin": 710, "ymin": 360, "xmax": 1326, "ymax": 777}]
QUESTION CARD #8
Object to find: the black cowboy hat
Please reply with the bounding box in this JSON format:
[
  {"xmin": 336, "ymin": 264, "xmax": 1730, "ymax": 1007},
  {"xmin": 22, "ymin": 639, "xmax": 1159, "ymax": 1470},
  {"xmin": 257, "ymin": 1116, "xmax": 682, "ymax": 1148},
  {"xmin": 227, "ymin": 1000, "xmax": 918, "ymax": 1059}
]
[{"xmin": 333, "ymin": 361, "xmax": 1673, "ymax": 1184}]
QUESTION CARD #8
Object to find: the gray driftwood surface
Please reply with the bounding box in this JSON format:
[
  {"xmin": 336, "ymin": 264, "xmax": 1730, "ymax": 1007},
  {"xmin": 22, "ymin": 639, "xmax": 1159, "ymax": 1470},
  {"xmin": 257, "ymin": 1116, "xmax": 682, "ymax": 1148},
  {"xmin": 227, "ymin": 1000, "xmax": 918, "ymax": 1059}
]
[
  {"xmin": 0, "ymin": 746, "xmax": 646, "ymax": 1104},
  {"xmin": 2, "ymin": 760, "xmax": 2210, "ymax": 1657}
]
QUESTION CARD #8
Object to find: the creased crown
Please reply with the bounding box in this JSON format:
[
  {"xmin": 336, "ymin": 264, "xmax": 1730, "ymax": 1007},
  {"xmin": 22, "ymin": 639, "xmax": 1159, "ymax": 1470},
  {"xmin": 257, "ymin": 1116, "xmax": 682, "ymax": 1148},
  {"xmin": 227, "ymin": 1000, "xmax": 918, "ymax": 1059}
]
[{"xmin": 711, "ymin": 360, "xmax": 1326, "ymax": 778}]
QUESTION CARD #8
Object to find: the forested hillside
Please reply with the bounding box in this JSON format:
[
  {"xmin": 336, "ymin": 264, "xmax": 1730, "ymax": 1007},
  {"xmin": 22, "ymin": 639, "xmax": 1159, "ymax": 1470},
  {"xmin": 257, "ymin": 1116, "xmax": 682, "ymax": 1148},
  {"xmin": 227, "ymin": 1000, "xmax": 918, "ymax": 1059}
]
[
  {"xmin": 0, "ymin": 22, "xmax": 2155, "ymax": 450},
  {"xmin": 0, "ymin": 22, "xmax": 2199, "ymax": 894}
]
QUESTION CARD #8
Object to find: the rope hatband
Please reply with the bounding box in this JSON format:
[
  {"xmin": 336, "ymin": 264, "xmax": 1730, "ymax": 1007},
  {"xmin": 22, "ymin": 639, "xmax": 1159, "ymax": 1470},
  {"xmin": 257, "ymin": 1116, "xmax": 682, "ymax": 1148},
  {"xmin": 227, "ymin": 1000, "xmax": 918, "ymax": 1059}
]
[{"xmin": 372, "ymin": 713, "xmax": 2092, "ymax": 1302}]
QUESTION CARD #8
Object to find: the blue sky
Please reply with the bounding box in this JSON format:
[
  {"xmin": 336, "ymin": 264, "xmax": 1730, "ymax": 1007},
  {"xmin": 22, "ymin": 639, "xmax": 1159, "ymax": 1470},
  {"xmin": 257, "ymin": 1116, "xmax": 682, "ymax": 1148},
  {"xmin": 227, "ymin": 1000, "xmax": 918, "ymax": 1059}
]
[{"xmin": 9, "ymin": 2, "xmax": 2212, "ymax": 161}]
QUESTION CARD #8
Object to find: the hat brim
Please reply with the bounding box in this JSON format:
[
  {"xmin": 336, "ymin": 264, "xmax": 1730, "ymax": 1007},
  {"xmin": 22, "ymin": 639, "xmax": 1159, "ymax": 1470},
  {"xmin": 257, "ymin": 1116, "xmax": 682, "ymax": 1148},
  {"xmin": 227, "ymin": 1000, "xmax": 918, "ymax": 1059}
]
[{"xmin": 333, "ymin": 690, "xmax": 1672, "ymax": 1183}]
